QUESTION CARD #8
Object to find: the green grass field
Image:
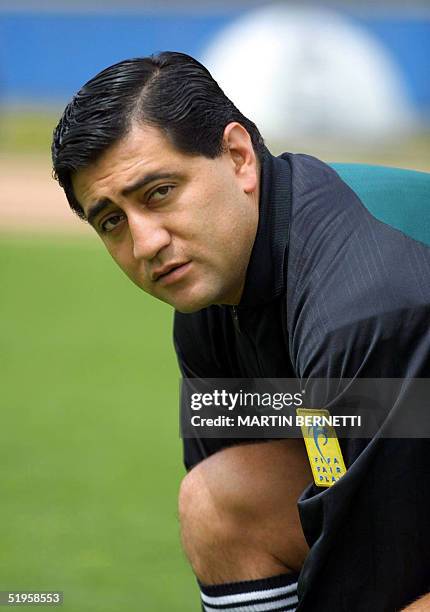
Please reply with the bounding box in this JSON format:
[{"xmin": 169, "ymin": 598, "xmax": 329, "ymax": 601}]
[{"xmin": 0, "ymin": 235, "xmax": 197, "ymax": 611}]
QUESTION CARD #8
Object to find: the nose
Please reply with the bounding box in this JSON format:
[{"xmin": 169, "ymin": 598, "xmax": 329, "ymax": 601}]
[{"xmin": 128, "ymin": 212, "xmax": 171, "ymax": 261}]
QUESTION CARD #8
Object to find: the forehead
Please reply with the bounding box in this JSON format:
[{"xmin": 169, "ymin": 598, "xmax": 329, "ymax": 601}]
[{"xmin": 72, "ymin": 123, "xmax": 196, "ymax": 204}]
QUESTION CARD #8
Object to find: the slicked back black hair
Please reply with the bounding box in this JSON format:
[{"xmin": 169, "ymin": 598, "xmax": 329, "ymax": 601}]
[{"xmin": 52, "ymin": 51, "xmax": 265, "ymax": 219}]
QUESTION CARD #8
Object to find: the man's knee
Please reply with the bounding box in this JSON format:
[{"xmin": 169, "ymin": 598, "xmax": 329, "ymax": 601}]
[
  {"xmin": 178, "ymin": 459, "xmax": 234, "ymax": 578},
  {"xmin": 178, "ymin": 445, "xmax": 269, "ymax": 556},
  {"xmin": 178, "ymin": 441, "xmax": 312, "ymax": 584}
]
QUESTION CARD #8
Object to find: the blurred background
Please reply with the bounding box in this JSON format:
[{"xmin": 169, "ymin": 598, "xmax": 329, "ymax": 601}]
[{"xmin": 0, "ymin": 1, "xmax": 429, "ymax": 610}]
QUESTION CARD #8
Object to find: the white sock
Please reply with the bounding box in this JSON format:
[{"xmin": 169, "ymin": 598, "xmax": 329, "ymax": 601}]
[{"xmin": 199, "ymin": 572, "xmax": 299, "ymax": 611}]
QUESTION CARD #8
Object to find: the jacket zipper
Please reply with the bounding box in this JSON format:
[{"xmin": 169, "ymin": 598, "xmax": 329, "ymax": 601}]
[
  {"xmin": 231, "ymin": 306, "xmax": 241, "ymax": 333},
  {"xmin": 231, "ymin": 305, "xmax": 265, "ymax": 374}
]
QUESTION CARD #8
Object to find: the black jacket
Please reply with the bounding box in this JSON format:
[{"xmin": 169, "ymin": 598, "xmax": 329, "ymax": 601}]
[{"xmin": 174, "ymin": 149, "xmax": 430, "ymax": 611}]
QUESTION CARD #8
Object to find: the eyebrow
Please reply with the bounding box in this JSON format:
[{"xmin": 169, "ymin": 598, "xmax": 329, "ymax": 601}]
[
  {"xmin": 87, "ymin": 198, "xmax": 111, "ymax": 227},
  {"xmin": 86, "ymin": 172, "xmax": 180, "ymax": 226}
]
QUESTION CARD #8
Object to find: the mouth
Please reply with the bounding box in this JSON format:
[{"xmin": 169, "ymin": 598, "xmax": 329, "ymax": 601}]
[{"xmin": 153, "ymin": 261, "xmax": 192, "ymax": 286}]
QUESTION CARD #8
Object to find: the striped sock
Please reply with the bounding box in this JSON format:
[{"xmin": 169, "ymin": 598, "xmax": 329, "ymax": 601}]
[{"xmin": 200, "ymin": 572, "xmax": 299, "ymax": 611}]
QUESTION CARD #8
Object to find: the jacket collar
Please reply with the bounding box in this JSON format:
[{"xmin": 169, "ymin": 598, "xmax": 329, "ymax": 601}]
[{"xmin": 238, "ymin": 148, "xmax": 292, "ymax": 308}]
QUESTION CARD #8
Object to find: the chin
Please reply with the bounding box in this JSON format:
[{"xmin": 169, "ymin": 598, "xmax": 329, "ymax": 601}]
[
  {"xmin": 172, "ymin": 296, "xmax": 212, "ymax": 314},
  {"xmin": 174, "ymin": 304, "xmax": 205, "ymax": 314},
  {"xmin": 167, "ymin": 286, "xmax": 220, "ymax": 313}
]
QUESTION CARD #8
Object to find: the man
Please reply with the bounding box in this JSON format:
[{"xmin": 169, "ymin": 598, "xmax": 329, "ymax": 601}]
[{"xmin": 52, "ymin": 52, "xmax": 430, "ymax": 611}]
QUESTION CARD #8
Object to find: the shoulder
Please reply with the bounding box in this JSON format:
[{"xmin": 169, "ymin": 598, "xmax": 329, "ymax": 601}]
[
  {"xmin": 284, "ymin": 157, "xmax": 430, "ymax": 378},
  {"xmin": 286, "ymin": 156, "xmax": 430, "ymax": 310}
]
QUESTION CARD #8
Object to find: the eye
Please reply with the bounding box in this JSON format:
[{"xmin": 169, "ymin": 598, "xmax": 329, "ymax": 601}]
[
  {"xmin": 148, "ymin": 185, "xmax": 174, "ymax": 203},
  {"xmin": 100, "ymin": 213, "xmax": 126, "ymax": 233}
]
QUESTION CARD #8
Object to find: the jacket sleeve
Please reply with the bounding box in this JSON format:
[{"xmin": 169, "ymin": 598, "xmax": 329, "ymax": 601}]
[{"xmin": 284, "ymin": 155, "xmax": 430, "ymax": 611}]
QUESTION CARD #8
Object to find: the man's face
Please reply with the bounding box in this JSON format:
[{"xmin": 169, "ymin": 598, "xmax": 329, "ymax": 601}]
[{"xmin": 72, "ymin": 123, "xmax": 259, "ymax": 312}]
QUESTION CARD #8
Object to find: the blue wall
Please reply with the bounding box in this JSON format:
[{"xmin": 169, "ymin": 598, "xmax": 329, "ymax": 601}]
[
  {"xmin": 0, "ymin": 11, "xmax": 237, "ymax": 103},
  {"xmin": 0, "ymin": 9, "xmax": 429, "ymax": 116},
  {"xmin": 353, "ymin": 15, "xmax": 430, "ymax": 110}
]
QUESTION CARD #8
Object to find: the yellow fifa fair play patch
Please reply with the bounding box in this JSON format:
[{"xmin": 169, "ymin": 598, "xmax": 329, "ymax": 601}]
[{"xmin": 296, "ymin": 408, "xmax": 347, "ymax": 487}]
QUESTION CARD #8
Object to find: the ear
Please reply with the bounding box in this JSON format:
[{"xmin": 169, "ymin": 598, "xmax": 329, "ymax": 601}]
[{"xmin": 222, "ymin": 122, "xmax": 258, "ymax": 194}]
